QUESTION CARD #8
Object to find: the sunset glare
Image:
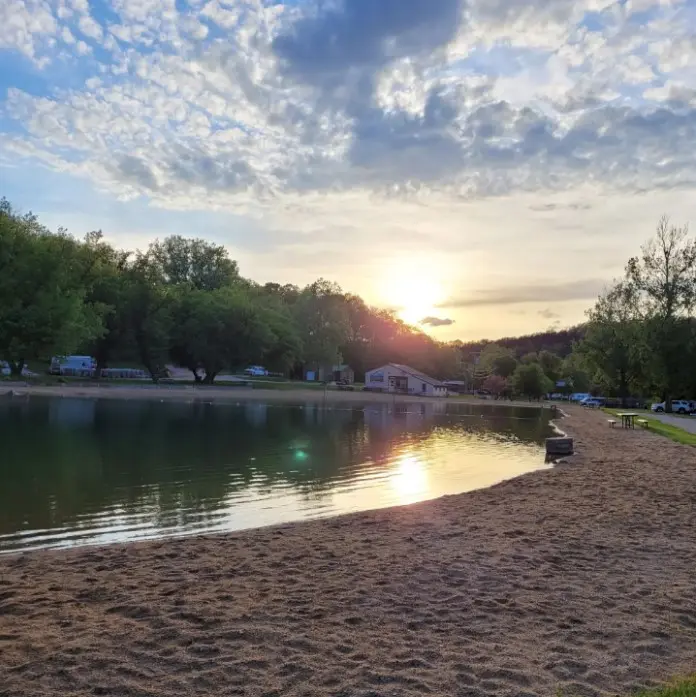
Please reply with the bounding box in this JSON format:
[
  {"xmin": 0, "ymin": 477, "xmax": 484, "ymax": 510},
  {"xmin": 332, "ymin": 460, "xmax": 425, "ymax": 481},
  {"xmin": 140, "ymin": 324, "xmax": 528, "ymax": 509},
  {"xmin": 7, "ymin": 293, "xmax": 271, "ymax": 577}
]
[{"xmin": 381, "ymin": 264, "xmax": 446, "ymax": 328}]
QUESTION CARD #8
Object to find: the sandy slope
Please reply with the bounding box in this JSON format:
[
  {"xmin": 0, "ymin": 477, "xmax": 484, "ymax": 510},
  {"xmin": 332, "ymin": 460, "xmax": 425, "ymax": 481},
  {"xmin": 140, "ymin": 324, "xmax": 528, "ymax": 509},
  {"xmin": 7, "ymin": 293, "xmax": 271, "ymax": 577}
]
[
  {"xmin": 1, "ymin": 407, "xmax": 695, "ymax": 697},
  {"xmin": 0, "ymin": 383, "xmax": 553, "ymax": 409}
]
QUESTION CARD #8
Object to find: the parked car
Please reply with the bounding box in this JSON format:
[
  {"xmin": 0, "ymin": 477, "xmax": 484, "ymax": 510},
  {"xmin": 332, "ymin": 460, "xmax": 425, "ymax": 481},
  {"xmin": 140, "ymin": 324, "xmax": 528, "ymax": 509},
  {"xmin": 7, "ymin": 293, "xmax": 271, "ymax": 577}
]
[
  {"xmin": 581, "ymin": 397, "xmax": 606, "ymax": 408},
  {"xmin": 651, "ymin": 400, "xmax": 693, "ymax": 414},
  {"xmin": 244, "ymin": 366, "xmax": 268, "ymax": 377}
]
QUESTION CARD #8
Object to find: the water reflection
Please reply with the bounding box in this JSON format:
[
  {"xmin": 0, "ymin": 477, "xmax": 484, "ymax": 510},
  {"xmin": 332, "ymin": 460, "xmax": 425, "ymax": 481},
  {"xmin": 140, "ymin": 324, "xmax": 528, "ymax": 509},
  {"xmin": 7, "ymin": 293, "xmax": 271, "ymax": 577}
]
[
  {"xmin": 0, "ymin": 396, "xmax": 553, "ymax": 552},
  {"xmin": 390, "ymin": 453, "xmax": 430, "ymax": 504}
]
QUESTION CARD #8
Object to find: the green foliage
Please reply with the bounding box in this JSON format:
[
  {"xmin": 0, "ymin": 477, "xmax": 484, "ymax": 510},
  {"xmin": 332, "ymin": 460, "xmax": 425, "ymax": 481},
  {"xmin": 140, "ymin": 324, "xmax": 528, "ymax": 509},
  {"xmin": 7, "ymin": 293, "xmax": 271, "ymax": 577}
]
[
  {"xmin": 562, "ymin": 350, "xmax": 591, "ymax": 393},
  {"xmin": 0, "ymin": 199, "xmax": 104, "ymax": 375},
  {"xmin": 293, "ymin": 279, "xmax": 351, "ymax": 369},
  {"xmin": 169, "ymin": 286, "xmax": 276, "ymax": 383},
  {"xmin": 479, "ymin": 343, "xmax": 518, "ymax": 378},
  {"xmin": 0, "ymin": 196, "xmax": 587, "ymax": 387},
  {"xmin": 538, "ymin": 350, "xmax": 563, "ymax": 383},
  {"xmin": 581, "ymin": 283, "xmax": 643, "ymax": 402},
  {"xmin": 147, "ymin": 235, "xmax": 239, "ymax": 290},
  {"xmin": 123, "ymin": 254, "xmax": 173, "ymax": 380},
  {"xmin": 627, "ymin": 216, "xmax": 696, "ymax": 408},
  {"xmin": 579, "ymin": 216, "xmax": 696, "ymax": 409},
  {"xmin": 511, "ymin": 362, "xmax": 553, "ymax": 400}
]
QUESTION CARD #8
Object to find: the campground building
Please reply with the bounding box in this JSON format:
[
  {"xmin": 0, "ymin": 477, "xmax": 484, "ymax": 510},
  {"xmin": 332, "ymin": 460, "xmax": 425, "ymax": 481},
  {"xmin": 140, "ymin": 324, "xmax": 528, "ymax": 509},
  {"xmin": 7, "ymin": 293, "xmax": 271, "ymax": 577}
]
[{"xmin": 364, "ymin": 364, "xmax": 448, "ymax": 397}]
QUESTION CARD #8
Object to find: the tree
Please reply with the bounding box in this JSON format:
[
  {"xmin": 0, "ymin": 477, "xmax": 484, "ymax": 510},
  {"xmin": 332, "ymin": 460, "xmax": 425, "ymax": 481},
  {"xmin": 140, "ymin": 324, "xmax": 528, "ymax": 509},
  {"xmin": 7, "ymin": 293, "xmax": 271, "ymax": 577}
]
[
  {"xmin": 483, "ymin": 374, "xmax": 508, "ymax": 399},
  {"xmin": 479, "ymin": 343, "xmax": 518, "ymax": 378},
  {"xmin": 0, "ymin": 200, "xmax": 104, "ymax": 376},
  {"xmin": 81, "ymin": 231, "xmax": 132, "ymax": 376},
  {"xmin": 580, "ymin": 283, "xmax": 644, "ymax": 404},
  {"xmin": 169, "ymin": 286, "xmax": 275, "ymax": 384},
  {"xmin": 521, "ymin": 352, "xmax": 539, "ymax": 365},
  {"xmin": 294, "ymin": 280, "xmax": 350, "ymax": 371},
  {"xmin": 511, "ymin": 363, "xmax": 553, "ymax": 400},
  {"xmin": 123, "ymin": 254, "xmax": 173, "ymax": 381},
  {"xmin": 562, "ymin": 350, "xmax": 591, "ymax": 394},
  {"xmin": 626, "ymin": 216, "xmax": 696, "ymax": 411},
  {"xmin": 538, "ymin": 350, "xmax": 563, "ymax": 384},
  {"xmin": 147, "ymin": 235, "xmax": 239, "ymax": 290}
]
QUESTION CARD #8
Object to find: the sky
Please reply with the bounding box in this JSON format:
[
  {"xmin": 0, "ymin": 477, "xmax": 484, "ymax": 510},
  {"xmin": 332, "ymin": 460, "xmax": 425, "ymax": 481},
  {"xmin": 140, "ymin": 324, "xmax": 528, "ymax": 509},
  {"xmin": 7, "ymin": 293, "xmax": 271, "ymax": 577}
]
[{"xmin": 2, "ymin": 0, "xmax": 696, "ymax": 342}]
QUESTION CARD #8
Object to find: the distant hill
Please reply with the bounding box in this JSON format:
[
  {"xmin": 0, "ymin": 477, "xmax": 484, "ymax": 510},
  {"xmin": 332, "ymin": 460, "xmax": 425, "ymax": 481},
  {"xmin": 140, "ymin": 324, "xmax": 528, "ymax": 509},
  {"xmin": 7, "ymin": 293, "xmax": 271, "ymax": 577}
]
[{"xmin": 458, "ymin": 326, "xmax": 586, "ymax": 359}]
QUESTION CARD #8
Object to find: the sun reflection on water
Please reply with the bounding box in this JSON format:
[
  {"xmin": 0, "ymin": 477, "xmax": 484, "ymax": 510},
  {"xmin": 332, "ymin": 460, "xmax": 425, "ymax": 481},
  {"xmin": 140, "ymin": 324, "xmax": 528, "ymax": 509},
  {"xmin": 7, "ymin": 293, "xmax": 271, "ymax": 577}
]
[{"xmin": 390, "ymin": 453, "xmax": 430, "ymax": 504}]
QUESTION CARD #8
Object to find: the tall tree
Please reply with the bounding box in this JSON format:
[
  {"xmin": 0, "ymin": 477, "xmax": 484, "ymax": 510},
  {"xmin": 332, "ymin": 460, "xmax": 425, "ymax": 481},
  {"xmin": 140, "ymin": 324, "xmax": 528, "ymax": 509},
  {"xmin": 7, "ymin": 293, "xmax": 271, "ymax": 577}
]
[
  {"xmin": 147, "ymin": 235, "xmax": 239, "ymax": 290},
  {"xmin": 169, "ymin": 287, "xmax": 275, "ymax": 384},
  {"xmin": 123, "ymin": 254, "xmax": 173, "ymax": 382},
  {"xmin": 0, "ymin": 200, "xmax": 104, "ymax": 376},
  {"xmin": 581, "ymin": 282, "xmax": 643, "ymax": 404},
  {"xmin": 626, "ymin": 216, "xmax": 696, "ymax": 410},
  {"xmin": 511, "ymin": 363, "xmax": 552, "ymax": 400},
  {"xmin": 538, "ymin": 350, "xmax": 563, "ymax": 384},
  {"xmin": 294, "ymin": 280, "xmax": 350, "ymax": 372},
  {"xmin": 81, "ymin": 231, "xmax": 132, "ymax": 375},
  {"xmin": 479, "ymin": 343, "xmax": 518, "ymax": 378}
]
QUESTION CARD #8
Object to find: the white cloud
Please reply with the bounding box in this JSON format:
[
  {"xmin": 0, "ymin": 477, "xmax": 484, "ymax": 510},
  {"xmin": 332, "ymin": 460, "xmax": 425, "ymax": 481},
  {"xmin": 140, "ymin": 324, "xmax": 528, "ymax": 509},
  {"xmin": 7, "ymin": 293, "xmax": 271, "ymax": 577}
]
[
  {"xmin": 0, "ymin": 0, "xmax": 56, "ymax": 63},
  {"xmin": 77, "ymin": 15, "xmax": 103, "ymax": 41},
  {"xmin": 2, "ymin": 0, "xmax": 696, "ymax": 245}
]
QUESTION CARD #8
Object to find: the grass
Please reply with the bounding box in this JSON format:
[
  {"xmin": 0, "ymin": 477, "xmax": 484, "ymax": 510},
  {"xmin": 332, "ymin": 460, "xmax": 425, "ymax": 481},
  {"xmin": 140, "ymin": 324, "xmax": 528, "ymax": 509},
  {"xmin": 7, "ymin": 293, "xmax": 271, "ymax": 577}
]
[
  {"xmin": 604, "ymin": 408, "xmax": 696, "ymax": 446},
  {"xmin": 557, "ymin": 677, "xmax": 696, "ymax": 697},
  {"xmin": 635, "ymin": 677, "xmax": 696, "ymax": 697}
]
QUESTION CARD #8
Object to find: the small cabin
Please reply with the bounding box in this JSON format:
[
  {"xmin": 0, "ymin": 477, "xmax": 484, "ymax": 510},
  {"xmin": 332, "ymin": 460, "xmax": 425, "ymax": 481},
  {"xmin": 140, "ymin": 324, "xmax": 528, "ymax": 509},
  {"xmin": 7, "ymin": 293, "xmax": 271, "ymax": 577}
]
[{"xmin": 364, "ymin": 364, "xmax": 448, "ymax": 397}]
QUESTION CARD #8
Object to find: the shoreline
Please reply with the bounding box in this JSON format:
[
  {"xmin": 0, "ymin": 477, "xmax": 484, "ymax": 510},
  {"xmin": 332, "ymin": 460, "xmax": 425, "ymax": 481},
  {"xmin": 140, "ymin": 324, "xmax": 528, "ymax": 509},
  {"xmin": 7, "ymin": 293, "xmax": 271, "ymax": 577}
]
[
  {"xmin": 0, "ymin": 382, "xmax": 557, "ymax": 409},
  {"xmin": 2, "ymin": 407, "xmax": 695, "ymax": 696}
]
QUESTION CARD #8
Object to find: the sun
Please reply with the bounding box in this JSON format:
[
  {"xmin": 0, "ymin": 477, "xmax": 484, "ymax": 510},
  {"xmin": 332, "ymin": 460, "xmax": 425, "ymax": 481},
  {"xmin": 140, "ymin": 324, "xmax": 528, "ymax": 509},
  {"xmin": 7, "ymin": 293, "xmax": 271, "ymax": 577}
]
[{"xmin": 381, "ymin": 262, "xmax": 445, "ymax": 326}]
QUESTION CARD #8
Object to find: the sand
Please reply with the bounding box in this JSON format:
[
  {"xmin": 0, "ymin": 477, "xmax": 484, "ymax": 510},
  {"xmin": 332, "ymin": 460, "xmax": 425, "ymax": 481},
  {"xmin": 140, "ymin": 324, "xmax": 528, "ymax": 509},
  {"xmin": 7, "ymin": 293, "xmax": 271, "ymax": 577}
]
[
  {"xmin": 0, "ymin": 383, "xmax": 553, "ymax": 409},
  {"xmin": 1, "ymin": 406, "xmax": 695, "ymax": 697}
]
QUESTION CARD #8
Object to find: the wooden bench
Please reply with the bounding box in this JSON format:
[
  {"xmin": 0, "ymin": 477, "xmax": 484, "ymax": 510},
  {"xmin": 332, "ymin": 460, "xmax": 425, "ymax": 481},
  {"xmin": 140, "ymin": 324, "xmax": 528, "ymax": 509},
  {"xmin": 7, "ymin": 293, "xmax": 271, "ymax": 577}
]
[
  {"xmin": 608, "ymin": 419, "xmax": 617, "ymax": 428},
  {"xmin": 637, "ymin": 419, "xmax": 649, "ymax": 429}
]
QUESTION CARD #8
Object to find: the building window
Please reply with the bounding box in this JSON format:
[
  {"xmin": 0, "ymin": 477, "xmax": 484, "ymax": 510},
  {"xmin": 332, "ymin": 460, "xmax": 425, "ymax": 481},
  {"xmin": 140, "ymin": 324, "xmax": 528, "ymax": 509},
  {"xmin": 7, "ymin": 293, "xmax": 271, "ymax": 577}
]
[{"xmin": 422, "ymin": 382, "xmax": 426, "ymax": 392}]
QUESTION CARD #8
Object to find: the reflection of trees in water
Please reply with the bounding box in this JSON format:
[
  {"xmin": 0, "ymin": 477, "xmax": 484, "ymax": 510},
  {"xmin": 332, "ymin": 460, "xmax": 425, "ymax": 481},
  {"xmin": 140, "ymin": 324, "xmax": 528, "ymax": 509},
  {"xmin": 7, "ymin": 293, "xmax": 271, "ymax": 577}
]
[{"xmin": 0, "ymin": 398, "xmax": 551, "ymax": 539}]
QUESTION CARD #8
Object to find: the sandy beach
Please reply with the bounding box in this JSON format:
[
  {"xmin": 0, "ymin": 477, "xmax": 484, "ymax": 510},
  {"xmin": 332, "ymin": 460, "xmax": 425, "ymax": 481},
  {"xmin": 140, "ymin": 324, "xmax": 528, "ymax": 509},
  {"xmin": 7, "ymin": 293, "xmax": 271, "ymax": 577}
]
[{"xmin": 1, "ymin": 407, "xmax": 695, "ymax": 697}]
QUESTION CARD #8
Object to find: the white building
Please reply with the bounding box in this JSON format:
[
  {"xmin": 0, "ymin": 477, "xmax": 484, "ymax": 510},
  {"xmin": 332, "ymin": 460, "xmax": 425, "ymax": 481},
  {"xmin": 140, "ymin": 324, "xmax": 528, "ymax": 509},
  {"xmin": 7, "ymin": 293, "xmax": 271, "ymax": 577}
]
[{"xmin": 364, "ymin": 364, "xmax": 448, "ymax": 397}]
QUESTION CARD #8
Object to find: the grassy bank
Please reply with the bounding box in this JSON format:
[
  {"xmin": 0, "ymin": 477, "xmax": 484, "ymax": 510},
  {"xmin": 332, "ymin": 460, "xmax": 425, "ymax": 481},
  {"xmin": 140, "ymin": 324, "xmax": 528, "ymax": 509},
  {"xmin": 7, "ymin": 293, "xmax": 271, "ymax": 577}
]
[
  {"xmin": 637, "ymin": 677, "xmax": 696, "ymax": 697},
  {"xmin": 604, "ymin": 408, "xmax": 696, "ymax": 446}
]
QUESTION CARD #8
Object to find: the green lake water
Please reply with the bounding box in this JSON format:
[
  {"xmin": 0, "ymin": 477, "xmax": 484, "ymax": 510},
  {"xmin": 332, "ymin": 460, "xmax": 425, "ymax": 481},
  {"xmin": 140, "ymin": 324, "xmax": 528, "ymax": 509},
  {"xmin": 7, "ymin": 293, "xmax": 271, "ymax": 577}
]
[{"xmin": 0, "ymin": 396, "xmax": 553, "ymax": 553}]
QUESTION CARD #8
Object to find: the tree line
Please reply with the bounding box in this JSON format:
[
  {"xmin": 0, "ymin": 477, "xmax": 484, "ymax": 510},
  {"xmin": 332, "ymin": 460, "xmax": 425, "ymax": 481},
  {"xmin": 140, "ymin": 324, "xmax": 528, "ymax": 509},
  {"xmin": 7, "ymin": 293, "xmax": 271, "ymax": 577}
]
[
  {"xmin": 3, "ymin": 199, "xmax": 695, "ymax": 406},
  {"xmin": 0, "ymin": 199, "xmax": 461, "ymax": 383},
  {"xmin": 468, "ymin": 216, "xmax": 696, "ymax": 409}
]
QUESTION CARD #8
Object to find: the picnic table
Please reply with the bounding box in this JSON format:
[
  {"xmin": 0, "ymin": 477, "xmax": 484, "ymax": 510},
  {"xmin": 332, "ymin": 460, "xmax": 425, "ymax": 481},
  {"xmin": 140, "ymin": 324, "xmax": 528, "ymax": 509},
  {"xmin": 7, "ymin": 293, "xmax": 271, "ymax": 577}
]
[{"xmin": 616, "ymin": 412, "xmax": 638, "ymax": 429}]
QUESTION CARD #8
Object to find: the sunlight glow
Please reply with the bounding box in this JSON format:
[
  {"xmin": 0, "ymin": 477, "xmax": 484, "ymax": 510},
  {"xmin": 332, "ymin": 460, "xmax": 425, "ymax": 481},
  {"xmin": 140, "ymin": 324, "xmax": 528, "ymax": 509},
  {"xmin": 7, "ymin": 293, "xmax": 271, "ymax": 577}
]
[
  {"xmin": 390, "ymin": 454, "xmax": 429, "ymax": 504},
  {"xmin": 380, "ymin": 261, "xmax": 445, "ymax": 326}
]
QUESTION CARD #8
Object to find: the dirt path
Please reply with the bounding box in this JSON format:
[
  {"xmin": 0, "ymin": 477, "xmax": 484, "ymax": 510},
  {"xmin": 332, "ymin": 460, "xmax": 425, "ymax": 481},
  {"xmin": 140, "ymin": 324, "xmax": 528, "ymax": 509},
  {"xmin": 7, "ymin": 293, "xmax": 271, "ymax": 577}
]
[{"xmin": 1, "ymin": 406, "xmax": 695, "ymax": 697}]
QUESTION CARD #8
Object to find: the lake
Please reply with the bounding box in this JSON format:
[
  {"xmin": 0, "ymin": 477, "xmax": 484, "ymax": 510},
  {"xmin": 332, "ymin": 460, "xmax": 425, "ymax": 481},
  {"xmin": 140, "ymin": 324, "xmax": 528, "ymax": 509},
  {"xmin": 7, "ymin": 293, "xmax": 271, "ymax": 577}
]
[{"xmin": 0, "ymin": 396, "xmax": 553, "ymax": 553}]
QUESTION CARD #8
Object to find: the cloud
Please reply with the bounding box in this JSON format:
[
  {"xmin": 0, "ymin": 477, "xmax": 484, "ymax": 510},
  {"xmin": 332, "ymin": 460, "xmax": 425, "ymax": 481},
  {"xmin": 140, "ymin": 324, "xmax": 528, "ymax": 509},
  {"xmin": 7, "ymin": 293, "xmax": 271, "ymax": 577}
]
[
  {"xmin": 538, "ymin": 308, "xmax": 561, "ymax": 320},
  {"xmin": 0, "ymin": 0, "xmax": 57, "ymax": 64},
  {"xmin": 77, "ymin": 15, "xmax": 103, "ymax": 41},
  {"xmin": 2, "ymin": 0, "xmax": 696, "ymax": 212},
  {"xmin": 273, "ymin": 0, "xmax": 463, "ymax": 82},
  {"xmin": 439, "ymin": 279, "xmax": 607, "ymax": 308},
  {"xmin": 420, "ymin": 316, "xmax": 456, "ymax": 327}
]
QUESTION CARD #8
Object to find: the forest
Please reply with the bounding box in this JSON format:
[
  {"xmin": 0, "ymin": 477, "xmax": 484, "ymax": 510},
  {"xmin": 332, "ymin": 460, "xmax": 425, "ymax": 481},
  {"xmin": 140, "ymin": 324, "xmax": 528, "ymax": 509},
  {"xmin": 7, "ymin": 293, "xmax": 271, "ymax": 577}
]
[{"xmin": 2, "ymin": 199, "xmax": 696, "ymax": 407}]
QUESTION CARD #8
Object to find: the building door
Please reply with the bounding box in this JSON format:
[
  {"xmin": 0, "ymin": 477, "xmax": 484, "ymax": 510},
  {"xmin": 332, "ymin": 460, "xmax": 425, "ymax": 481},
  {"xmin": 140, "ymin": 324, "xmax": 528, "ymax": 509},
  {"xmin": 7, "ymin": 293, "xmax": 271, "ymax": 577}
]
[{"xmin": 389, "ymin": 376, "xmax": 408, "ymax": 393}]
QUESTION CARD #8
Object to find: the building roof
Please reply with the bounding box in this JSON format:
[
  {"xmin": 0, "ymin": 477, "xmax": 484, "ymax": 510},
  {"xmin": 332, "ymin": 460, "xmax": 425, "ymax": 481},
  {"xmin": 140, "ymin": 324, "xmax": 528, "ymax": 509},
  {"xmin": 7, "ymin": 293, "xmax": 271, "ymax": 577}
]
[{"xmin": 370, "ymin": 363, "xmax": 445, "ymax": 387}]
